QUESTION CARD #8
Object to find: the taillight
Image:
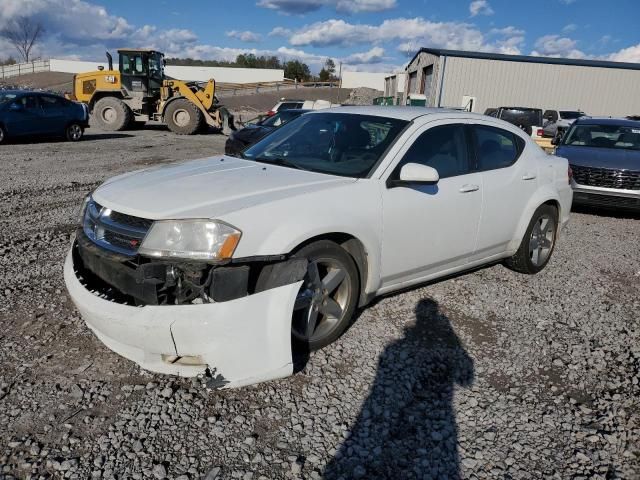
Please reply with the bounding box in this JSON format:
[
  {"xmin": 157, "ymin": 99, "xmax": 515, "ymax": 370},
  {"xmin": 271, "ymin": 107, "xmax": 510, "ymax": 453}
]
[
  {"xmin": 537, "ymin": 128, "xmax": 544, "ymax": 137},
  {"xmin": 568, "ymin": 165, "xmax": 573, "ymax": 185}
]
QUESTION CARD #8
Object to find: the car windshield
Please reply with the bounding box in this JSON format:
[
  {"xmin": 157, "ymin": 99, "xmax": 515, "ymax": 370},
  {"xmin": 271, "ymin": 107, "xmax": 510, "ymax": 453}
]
[
  {"xmin": 260, "ymin": 110, "xmax": 304, "ymax": 127},
  {"xmin": 560, "ymin": 111, "xmax": 584, "ymax": 120},
  {"xmin": 0, "ymin": 93, "xmax": 18, "ymax": 104},
  {"xmin": 500, "ymin": 109, "xmax": 541, "ymax": 126},
  {"xmin": 562, "ymin": 124, "xmax": 640, "ymax": 150},
  {"xmin": 242, "ymin": 112, "xmax": 408, "ymax": 178}
]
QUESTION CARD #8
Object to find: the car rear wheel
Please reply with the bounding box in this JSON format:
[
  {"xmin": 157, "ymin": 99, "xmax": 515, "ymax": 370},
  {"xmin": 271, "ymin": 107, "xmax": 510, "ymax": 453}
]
[
  {"xmin": 93, "ymin": 97, "xmax": 132, "ymax": 131},
  {"xmin": 66, "ymin": 123, "xmax": 83, "ymax": 142},
  {"xmin": 291, "ymin": 241, "xmax": 360, "ymax": 351},
  {"xmin": 505, "ymin": 204, "xmax": 558, "ymax": 274}
]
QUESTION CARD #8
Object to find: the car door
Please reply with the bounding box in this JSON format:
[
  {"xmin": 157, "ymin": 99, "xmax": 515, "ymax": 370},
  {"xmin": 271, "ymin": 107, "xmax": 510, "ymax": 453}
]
[
  {"xmin": 8, "ymin": 95, "xmax": 44, "ymax": 136},
  {"xmin": 39, "ymin": 95, "xmax": 68, "ymax": 135},
  {"xmin": 380, "ymin": 121, "xmax": 483, "ymax": 289},
  {"xmin": 470, "ymin": 123, "xmax": 538, "ymax": 260}
]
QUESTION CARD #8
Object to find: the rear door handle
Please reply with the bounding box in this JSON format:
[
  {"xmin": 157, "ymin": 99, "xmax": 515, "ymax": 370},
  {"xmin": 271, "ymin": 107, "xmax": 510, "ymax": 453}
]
[
  {"xmin": 522, "ymin": 173, "xmax": 537, "ymax": 180},
  {"xmin": 459, "ymin": 184, "xmax": 479, "ymax": 193}
]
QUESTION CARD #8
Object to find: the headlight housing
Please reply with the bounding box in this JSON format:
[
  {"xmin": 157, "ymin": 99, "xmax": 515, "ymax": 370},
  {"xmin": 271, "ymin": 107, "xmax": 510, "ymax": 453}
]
[{"xmin": 138, "ymin": 220, "xmax": 242, "ymax": 261}]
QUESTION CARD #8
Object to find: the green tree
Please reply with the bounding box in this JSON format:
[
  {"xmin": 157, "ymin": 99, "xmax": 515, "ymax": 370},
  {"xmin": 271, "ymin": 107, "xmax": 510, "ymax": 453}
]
[
  {"xmin": 324, "ymin": 58, "xmax": 336, "ymax": 77},
  {"xmin": 318, "ymin": 68, "xmax": 330, "ymax": 81},
  {"xmin": 284, "ymin": 60, "xmax": 311, "ymax": 82}
]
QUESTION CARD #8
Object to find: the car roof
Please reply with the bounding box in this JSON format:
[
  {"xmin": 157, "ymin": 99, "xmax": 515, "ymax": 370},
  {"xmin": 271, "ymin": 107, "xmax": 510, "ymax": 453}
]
[
  {"xmin": 305, "ymin": 106, "xmax": 480, "ymax": 121},
  {"xmin": 573, "ymin": 116, "xmax": 640, "ymax": 127},
  {"xmin": 0, "ymin": 90, "xmax": 59, "ymax": 96}
]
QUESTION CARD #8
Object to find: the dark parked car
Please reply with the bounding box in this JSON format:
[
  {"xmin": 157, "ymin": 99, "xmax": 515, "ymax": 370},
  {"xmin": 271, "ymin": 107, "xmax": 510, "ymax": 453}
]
[
  {"xmin": 225, "ymin": 109, "xmax": 309, "ymax": 155},
  {"xmin": 488, "ymin": 107, "xmax": 544, "ymax": 138},
  {"xmin": 0, "ymin": 90, "xmax": 88, "ymax": 144},
  {"xmin": 555, "ymin": 117, "xmax": 640, "ymax": 211}
]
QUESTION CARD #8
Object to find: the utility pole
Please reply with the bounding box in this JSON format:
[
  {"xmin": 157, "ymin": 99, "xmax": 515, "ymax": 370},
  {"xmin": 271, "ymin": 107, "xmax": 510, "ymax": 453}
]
[{"xmin": 335, "ymin": 61, "xmax": 343, "ymax": 104}]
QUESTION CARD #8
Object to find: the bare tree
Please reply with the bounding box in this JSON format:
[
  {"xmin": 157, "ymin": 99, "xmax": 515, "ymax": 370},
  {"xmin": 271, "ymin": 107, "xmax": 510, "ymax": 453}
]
[{"xmin": 1, "ymin": 17, "xmax": 44, "ymax": 63}]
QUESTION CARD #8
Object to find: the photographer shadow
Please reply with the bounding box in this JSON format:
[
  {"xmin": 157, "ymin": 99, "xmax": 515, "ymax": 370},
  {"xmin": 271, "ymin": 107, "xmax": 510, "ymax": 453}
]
[{"xmin": 324, "ymin": 298, "xmax": 475, "ymax": 480}]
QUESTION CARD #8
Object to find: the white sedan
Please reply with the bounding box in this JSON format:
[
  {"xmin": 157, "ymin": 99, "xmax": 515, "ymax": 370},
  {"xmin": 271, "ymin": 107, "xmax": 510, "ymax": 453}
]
[{"xmin": 64, "ymin": 107, "xmax": 573, "ymax": 388}]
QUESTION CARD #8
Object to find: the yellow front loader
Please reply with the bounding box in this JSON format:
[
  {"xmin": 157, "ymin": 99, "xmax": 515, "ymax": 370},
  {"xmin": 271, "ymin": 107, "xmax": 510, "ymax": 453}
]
[{"xmin": 69, "ymin": 49, "xmax": 235, "ymax": 135}]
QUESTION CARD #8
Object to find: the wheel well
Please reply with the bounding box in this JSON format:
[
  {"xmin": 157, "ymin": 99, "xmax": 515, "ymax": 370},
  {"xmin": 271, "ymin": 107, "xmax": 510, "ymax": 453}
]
[
  {"xmin": 292, "ymin": 233, "xmax": 370, "ymax": 307},
  {"xmin": 542, "ymin": 199, "xmax": 560, "ymax": 219},
  {"xmin": 89, "ymin": 92, "xmax": 124, "ymax": 111}
]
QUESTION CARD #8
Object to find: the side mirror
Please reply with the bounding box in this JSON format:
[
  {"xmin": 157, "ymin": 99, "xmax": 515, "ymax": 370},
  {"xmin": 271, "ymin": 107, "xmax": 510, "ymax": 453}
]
[
  {"xmin": 388, "ymin": 163, "xmax": 440, "ymax": 188},
  {"xmin": 9, "ymin": 102, "xmax": 22, "ymax": 111}
]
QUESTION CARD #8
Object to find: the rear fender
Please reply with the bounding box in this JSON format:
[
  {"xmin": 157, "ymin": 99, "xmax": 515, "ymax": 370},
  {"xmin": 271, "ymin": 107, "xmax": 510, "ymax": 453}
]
[{"xmin": 507, "ymin": 186, "xmax": 562, "ymax": 253}]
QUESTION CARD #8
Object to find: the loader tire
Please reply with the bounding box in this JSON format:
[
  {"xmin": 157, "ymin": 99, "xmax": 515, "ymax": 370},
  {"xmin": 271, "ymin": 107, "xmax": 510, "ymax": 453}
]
[
  {"xmin": 165, "ymin": 99, "xmax": 203, "ymax": 135},
  {"xmin": 93, "ymin": 97, "xmax": 132, "ymax": 131}
]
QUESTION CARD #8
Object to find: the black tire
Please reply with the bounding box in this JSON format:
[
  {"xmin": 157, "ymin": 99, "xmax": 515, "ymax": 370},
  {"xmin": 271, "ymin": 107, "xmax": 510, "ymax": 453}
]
[
  {"xmin": 0, "ymin": 124, "xmax": 5, "ymax": 144},
  {"xmin": 65, "ymin": 123, "xmax": 83, "ymax": 142},
  {"xmin": 164, "ymin": 99, "xmax": 203, "ymax": 135},
  {"xmin": 128, "ymin": 120, "xmax": 147, "ymax": 130},
  {"xmin": 257, "ymin": 240, "xmax": 360, "ymax": 352},
  {"xmin": 93, "ymin": 97, "xmax": 132, "ymax": 131},
  {"xmin": 505, "ymin": 204, "xmax": 558, "ymax": 274}
]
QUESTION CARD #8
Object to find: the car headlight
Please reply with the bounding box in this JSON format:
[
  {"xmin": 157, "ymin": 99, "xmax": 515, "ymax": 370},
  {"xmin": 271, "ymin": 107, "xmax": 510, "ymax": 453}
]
[
  {"xmin": 138, "ymin": 220, "xmax": 242, "ymax": 261},
  {"xmin": 78, "ymin": 194, "xmax": 91, "ymax": 223}
]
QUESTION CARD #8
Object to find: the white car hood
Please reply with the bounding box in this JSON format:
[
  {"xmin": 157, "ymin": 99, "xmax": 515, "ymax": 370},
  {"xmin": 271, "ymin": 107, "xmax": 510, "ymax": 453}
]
[{"xmin": 92, "ymin": 156, "xmax": 356, "ymax": 219}]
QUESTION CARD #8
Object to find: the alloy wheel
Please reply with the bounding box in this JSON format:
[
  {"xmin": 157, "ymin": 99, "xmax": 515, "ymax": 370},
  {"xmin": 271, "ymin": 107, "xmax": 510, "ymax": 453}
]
[
  {"xmin": 68, "ymin": 124, "xmax": 82, "ymax": 141},
  {"xmin": 529, "ymin": 214, "xmax": 555, "ymax": 267},
  {"xmin": 292, "ymin": 258, "xmax": 352, "ymax": 343}
]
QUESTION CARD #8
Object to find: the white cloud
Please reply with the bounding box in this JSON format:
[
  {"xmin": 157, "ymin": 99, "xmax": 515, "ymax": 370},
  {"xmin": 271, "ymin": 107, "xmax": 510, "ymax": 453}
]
[
  {"xmin": 559, "ymin": 0, "xmax": 576, "ymax": 4},
  {"xmin": 287, "ymin": 17, "xmax": 524, "ymax": 55},
  {"xmin": 562, "ymin": 23, "xmax": 577, "ymax": 33},
  {"xmin": 531, "ymin": 34, "xmax": 586, "ymax": 59},
  {"xmin": 269, "ymin": 26, "xmax": 292, "ymax": 36},
  {"xmin": 225, "ymin": 30, "xmax": 262, "ymax": 43},
  {"xmin": 343, "ymin": 46, "xmax": 385, "ymax": 64},
  {"xmin": 469, "ymin": 0, "xmax": 494, "ymax": 17},
  {"xmin": 608, "ymin": 43, "xmax": 640, "ymax": 63},
  {"xmin": 257, "ymin": 0, "xmax": 396, "ymax": 14}
]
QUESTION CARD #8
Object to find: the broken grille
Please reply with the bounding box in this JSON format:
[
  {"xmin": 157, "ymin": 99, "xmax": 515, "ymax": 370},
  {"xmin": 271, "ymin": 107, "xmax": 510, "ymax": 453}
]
[
  {"xmin": 571, "ymin": 165, "xmax": 640, "ymax": 190},
  {"xmin": 83, "ymin": 199, "xmax": 152, "ymax": 256}
]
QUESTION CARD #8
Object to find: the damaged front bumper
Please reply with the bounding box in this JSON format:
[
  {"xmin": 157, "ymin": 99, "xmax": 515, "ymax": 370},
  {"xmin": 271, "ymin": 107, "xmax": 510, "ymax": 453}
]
[{"xmin": 64, "ymin": 238, "xmax": 304, "ymax": 388}]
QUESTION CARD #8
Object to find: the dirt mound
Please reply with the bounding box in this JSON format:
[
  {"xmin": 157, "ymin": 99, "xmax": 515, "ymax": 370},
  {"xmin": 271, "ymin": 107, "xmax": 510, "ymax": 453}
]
[
  {"xmin": 0, "ymin": 71, "xmax": 74, "ymax": 93},
  {"xmin": 345, "ymin": 87, "xmax": 383, "ymax": 106}
]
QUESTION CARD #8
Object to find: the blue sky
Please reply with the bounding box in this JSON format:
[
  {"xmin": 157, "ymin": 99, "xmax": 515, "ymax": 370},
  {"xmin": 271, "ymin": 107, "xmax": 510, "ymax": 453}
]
[{"xmin": 0, "ymin": 0, "xmax": 638, "ymax": 72}]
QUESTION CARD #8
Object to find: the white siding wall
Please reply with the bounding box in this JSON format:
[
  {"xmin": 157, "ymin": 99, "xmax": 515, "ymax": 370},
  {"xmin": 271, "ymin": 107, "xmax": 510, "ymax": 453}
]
[
  {"xmin": 49, "ymin": 59, "xmax": 284, "ymax": 84},
  {"xmin": 439, "ymin": 56, "xmax": 640, "ymax": 116}
]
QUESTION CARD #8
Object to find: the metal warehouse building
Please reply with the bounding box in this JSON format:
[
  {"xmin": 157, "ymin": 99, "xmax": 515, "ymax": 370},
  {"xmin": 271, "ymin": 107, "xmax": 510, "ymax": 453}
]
[{"xmin": 404, "ymin": 48, "xmax": 640, "ymax": 116}]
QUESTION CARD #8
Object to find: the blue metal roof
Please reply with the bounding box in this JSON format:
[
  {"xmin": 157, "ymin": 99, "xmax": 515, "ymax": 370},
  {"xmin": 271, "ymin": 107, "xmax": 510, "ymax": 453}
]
[{"xmin": 407, "ymin": 48, "xmax": 640, "ymax": 71}]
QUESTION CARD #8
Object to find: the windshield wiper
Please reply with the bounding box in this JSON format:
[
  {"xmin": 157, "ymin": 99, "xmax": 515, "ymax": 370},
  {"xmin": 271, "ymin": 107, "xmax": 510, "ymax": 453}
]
[{"xmin": 251, "ymin": 156, "xmax": 309, "ymax": 171}]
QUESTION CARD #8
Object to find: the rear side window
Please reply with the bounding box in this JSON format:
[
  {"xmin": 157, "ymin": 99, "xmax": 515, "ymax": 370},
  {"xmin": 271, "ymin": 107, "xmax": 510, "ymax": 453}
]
[
  {"xmin": 277, "ymin": 102, "xmax": 302, "ymax": 111},
  {"xmin": 40, "ymin": 96, "xmax": 66, "ymax": 109},
  {"xmin": 400, "ymin": 124, "xmax": 470, "ymax": 179},
  {"xmin": 473, "ymin": 125, "xmax": 523, "ymax": 171}
]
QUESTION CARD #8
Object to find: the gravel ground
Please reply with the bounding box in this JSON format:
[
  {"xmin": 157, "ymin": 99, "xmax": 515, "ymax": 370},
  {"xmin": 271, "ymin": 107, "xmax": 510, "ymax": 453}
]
[{"xmin": 0, "ymin": 127, "xmax": 639, "ymax": 480}]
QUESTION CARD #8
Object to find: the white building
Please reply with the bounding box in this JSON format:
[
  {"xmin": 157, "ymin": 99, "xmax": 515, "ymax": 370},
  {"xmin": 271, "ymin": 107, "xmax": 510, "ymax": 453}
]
[{"xmin": 404, "ymin": 48, "xmax": 640, "ymax": 116}]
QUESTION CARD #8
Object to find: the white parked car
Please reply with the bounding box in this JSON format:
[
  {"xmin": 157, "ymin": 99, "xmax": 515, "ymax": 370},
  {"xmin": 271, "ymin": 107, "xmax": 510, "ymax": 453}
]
[{"xmin": 64, "ymin": 107, "xmax": 573, "ymax": 388}]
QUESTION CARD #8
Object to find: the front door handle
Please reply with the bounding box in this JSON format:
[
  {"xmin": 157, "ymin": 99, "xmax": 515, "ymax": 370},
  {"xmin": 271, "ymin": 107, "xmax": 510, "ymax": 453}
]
[
  {"xmin": 522, "ymin": 173, "xmax": 537, "ymax": 180},
  {"xmin": 459, "ymin": 184, "xmax": 479, "ymax": 193}
]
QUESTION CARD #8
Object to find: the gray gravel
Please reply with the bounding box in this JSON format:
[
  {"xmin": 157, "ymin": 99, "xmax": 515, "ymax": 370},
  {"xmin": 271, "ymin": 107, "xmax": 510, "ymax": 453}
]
[{"xmin": 1, "ymin": 126, "xmax": 639, "ymax": 479}]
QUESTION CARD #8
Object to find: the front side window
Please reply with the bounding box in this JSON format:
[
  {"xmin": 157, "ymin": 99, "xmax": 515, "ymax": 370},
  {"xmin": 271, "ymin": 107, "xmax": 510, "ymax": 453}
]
[
  {"xmin": 121, "ymin": 54, "xmax": 145, "ymax": 75},
  {"xmin": 17, "ymin": 95, "xmax": 38, "ymax": 109},
  {"xmin": 243, "ymin": 112, "xmax": 408, "ymax": 178},
  {"xmin": 563, "ymin": 124, "xmax": 640, "ymax": 150},
  {"xmin": 399, "ymin": 124, "xmax": 469, "ymax": 179},
  {"xmin": 474, "ymin": 125, "xmax": 521, "ymax": 171}
]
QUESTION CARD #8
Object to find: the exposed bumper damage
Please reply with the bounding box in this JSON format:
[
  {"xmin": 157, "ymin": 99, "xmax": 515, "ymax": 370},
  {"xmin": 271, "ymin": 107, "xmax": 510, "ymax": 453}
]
[{"xmin": 64, "ymin": 231, "xmax": 305, "ymax": 388}]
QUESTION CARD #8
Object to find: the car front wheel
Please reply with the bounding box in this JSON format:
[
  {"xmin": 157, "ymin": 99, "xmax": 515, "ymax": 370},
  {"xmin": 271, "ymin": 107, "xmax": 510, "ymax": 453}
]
[
  {"xmin": 505, "ymin": 204, "xmax": 558, "ymax": 274},
  {"xmin": 66, "ymin": 123, "xmax": 83, "ymax": 142}
]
